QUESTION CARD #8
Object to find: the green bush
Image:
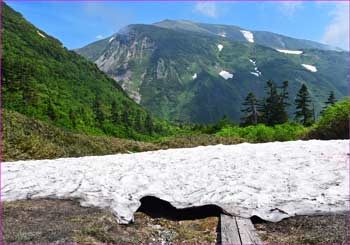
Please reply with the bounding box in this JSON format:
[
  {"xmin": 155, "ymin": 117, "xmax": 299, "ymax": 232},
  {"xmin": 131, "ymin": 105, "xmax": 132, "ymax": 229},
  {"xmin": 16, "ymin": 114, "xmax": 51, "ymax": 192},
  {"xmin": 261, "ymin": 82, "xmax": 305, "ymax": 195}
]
[
  {"xmin": 307, "ymin": 98, "xmax": 349, "ymax": 139},
  {"xmin": 216, "ymin": 123, "xmax": 307, "ymax": 142}
]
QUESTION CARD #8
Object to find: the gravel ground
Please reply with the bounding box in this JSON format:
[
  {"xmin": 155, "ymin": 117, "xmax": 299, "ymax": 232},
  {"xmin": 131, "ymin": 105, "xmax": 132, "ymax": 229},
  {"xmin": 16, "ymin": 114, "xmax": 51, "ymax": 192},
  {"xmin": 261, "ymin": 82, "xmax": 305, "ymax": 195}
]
[{"xmin": 254, "ymin": 213, "xmax": 349, "ymax": 244}]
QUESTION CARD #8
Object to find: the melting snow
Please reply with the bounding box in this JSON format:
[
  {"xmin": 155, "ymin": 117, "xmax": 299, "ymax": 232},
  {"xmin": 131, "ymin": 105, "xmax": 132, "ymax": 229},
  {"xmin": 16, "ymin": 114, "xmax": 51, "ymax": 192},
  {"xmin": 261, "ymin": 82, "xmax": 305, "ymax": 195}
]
[
  {"xmin": 218, "ymin": 32, "xmax": 226, "ymax": 37},
  {"xmin": 249, "ymin": 59, "xmax": 262, "ymax": 77},
  {"xmin": 276, "ymin": 49, "xmax": 303, "ymax": 55},
  {"xmin": 192, "ymin": 73, "xmax": 197, "ymax": 80},
  {"xmin": 1, "ymin": 140, "xmax": 348, "ymax": 224},
  {"xmin": 219, "ymin": 70, "xmax": 233, "ymax": 79},
  {"xmin": 37, "ymin": 31, "xmax": 46, "ymax": 38},
  {"xmin": 109, "ymin": 37, "xmax": 115, "ymax": 43},
  {"xmin": 302, "ymin": 64, "xmax": 317, "ymax": 72},
  {"xmin": 240, "ymin": 30, "xmax": 254, "ymax": 43},
  {"xmin": 217, "ymin": 44, "xmax": 224, "ymax": 52}
]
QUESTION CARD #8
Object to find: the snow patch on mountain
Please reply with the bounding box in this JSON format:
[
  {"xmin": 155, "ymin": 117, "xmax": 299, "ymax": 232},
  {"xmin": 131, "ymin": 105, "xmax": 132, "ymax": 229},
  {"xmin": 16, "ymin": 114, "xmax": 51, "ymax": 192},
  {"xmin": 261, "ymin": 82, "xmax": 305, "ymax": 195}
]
[
  {"xmin": 302, "ymin": 64, "xmax": 317, "ymax": 72},
  {"xmin": 240, "ymin": 30, "xmax": 254, "ymax": 43},
  {"xmin": 249, "ymin": 59, "xmax": 262, "ymax": 77},
  {"xmin": 109, "ymin": 37, "xmax": 115, "ymax": 43},
  {"xmin": 218, "ymin": 32, "xmax": 226, "ymax": 37},
  {"xmin": 219, "ymin": 70, "xmax": 233, "ymax": 79},
  {"xmin": 2, "ymin": 140, "xmax": 348, "ymax": 224},
  {"xmin": 217, "ymin": 44, "xmax": 223, "ymax": 52},
  {"xmin": 37, "ymin": 31, "xmax": 46, "ymax": 38},
  {"xmin": 192, "ymin": 73, "xmax": 197, "ymax": 80},
  {"xmin": 276, "ymin": 49, "xmax": 303, "ymax": 55}
]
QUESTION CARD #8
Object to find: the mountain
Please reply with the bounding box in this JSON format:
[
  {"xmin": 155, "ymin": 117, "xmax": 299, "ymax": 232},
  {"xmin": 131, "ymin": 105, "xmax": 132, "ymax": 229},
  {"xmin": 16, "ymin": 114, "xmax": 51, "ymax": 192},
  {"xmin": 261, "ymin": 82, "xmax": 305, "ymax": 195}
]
[
  {"xmin": 2, "ymin": 3, "xmax": 158, "ymax": 138},
  {"xmin": 77, "ymin": 20, "xmax": 348, "ymax": 124},
  {"xmin": 154, "ymin": 20, "xmax": 341, "ymax": 51}
]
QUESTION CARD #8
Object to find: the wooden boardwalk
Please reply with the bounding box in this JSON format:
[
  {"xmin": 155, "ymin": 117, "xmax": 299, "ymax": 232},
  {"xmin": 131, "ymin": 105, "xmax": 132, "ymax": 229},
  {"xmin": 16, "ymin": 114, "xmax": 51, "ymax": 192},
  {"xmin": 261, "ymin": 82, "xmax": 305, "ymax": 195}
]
[{"xmin": 220, "ymin": 214, "xmax": 263, "ymax": 244}]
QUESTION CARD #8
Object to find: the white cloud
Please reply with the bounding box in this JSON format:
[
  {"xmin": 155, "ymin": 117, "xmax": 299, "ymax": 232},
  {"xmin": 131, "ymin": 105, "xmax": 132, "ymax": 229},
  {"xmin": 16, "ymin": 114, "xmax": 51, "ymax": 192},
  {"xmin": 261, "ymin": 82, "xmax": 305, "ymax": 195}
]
[
  {"xmin": 277, "ymin": 2, "xmax": 303, "ymax": 17},
  {"xmin": 321, "ymin": 3, "xmax": 349, "ymax": 50},
  {"xmin": 194, "ymin": 2, "xmax": 218, "ymax": 18},
  {"xmin": 96, "ymin": 35, "xmax": 104, "ymax": 39}
]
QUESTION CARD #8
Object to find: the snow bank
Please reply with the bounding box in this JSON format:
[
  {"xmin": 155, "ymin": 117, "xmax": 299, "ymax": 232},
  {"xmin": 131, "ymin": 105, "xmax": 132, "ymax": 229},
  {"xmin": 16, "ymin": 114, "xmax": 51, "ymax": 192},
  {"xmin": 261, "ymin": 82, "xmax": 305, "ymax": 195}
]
[
  {"xmin": 109, "ymin": 37, "xmax": 115, "ymax": 43},
  {"xmin": 276, "ymin": 49, "xmax": 303, "ymax": 55},
  {"xmin": 219, "ymin": 70, "xmax": 233, "ymax": 79},
  {"xmin": 2, "ymin": 140, "xmax": 348, "ymax": 224},
  {"xmin": 302, "ymin": 64, "xmax": 317, "ymax": 72},
  {"xmin": 37, "ymin": 31, "xmax": 46, "ymax": 38},
  {"xmin": 240, "ymin": 30, "xmax": 254, "ymax": 43},
  {"xmin": 192, "ymin": 73, "xmax": 197, "ymax": 80},
  {"xmin": 217, "ymin": 44, "xmax": 223, "ymax": 52}
]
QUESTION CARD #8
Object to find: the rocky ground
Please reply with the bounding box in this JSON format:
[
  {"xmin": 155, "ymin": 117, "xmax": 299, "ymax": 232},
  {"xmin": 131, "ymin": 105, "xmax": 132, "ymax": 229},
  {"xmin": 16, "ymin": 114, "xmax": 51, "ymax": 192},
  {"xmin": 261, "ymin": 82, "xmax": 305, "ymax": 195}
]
[
  {"xmin": 2, "ymin": 199, "xmax": 349, "ymax": 244},
  {"xmin": 2, "ymin": 199, "xmax": 218, "ymax": 244},
  {"xmin": 254, "ymin": 213, "xmax": 349, "ymax": 244}
]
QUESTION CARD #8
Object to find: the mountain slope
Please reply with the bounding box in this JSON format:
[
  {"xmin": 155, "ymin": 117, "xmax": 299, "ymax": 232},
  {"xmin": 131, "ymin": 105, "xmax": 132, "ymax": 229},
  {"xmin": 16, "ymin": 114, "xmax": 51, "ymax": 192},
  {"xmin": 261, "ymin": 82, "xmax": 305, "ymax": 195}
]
[
  {"xmin": 76, "ymin": 21, "xmax": 348, "ymax": 124},
  {"xmin": 154, "ymin": 20, "xmax": 340, "ymax": 51},
  {"xmin": 2, "ymin": 3, "xmax": 157, "ymax": 138}
]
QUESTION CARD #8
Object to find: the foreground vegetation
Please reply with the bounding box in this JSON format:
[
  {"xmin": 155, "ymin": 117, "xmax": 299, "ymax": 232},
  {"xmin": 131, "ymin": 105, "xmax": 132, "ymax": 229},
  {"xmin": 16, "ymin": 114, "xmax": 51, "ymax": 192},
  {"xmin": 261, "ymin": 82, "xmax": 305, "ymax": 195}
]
[{"xmin": 3, "ymin": 98, "xmax": 348, "ymax": 162}]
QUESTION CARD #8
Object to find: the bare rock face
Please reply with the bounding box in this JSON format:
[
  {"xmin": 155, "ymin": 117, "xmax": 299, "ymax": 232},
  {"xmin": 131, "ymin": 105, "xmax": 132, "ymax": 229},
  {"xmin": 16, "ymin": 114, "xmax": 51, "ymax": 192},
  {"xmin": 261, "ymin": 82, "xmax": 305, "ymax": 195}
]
[
  {"xmin": 2, "ymin": 140, "xmax": 348, "ymax": 224},
  {"xmin": 94, "ymin": 35, "xmax": 155, "ymax": 103}
]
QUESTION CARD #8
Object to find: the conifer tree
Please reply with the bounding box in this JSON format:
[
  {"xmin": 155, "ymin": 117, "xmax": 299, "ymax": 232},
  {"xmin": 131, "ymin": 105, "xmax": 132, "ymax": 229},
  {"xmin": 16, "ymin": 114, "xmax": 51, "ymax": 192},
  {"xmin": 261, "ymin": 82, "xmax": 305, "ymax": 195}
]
[
  {"xmin": 145, "ymin": 114, "xmax": 154, "ymax": 134},
  {"xmin": 240, "ymin": 92, "xmax": 259, "ymax": 126},
  {"xmin": 122, "ymin": 108, "xmax": 129, "ymax": 126},
  {"xmin": 261, "ymin": 80, "xmax": 289, "ymax": 126},
  {"xmin": 47, "ymin": 101, "xmax": 57, "ymax": 121},
  {"xmin": 294, "ymin": 84, "xmax": 314, "ymax": 126},
  {"xmin": 93, "ymin": 96, "xmax": 104, "ymax": 126},
  {"xmin": 111, "ymin": 100, "xmax": 119, "ymax": 124},
  {"xmin": 321, "ymin": 91, "xmax": 336, "ymax": 114}
]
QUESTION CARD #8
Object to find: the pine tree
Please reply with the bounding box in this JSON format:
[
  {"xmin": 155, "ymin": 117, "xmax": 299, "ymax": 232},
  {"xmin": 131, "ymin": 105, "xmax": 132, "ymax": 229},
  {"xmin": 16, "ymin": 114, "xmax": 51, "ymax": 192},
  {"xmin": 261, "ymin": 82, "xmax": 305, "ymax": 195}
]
[
  {"xmin": 93, "ymin": 96, "xmax": 104, "ymax": 126},
  {"xmin": 122, "ymin": 108, "xmax": 129, "ymax": 126},
  {"xmin": 111, "ymin": 100, "xmax": 119, "ymax": 124},
  {"xmin": 294, "ymin": 84, "xmax": 314, "ymax": 126},
  {"xmin": 261, "ymin": 80, "xmax": 289, "ymax": 126},
  {"xmin": 47, "ymin": 101, "xmax": 57, "ymax": 121},
  {"xmin": 277, "ymin": 80, "xmax": 290, "ymax": 123},
  {"xmin": 69, "ymin": 109, "xmax": 77, "ymax": 127},
  {"xmin": 145, "ymin": 114, "xmax": 154, "ymax": 134},
  {"xmin": 240, "ymin": 92, "xmax": 259, "ymax": 126},
  {"xmin": 135, "ymin": 111, "xmax": 144, "ymax": 132},
  {"xmin": 321, "ymin": 91, "xmax": 336, "ymax": 114}
]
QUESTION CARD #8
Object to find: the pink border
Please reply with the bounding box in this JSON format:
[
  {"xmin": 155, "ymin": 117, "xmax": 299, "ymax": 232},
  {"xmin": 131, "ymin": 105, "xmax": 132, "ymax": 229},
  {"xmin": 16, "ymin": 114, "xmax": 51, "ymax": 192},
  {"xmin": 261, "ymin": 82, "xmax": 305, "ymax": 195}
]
[
  {"xmin": 2, "ymin": 0, "xmax": 350, "ymax": 2},
  {"xmin": 0, "ymin": 0, "xmax": 349, "ymax": 245}
]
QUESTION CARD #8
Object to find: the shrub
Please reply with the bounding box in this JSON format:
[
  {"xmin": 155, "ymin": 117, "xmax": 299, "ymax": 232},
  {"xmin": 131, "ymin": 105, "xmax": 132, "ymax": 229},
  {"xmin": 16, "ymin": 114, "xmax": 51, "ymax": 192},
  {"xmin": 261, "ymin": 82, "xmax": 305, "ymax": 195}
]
[
  {"xmin": 307, "ymin": 98, "xmax": 349, "ymax": 139},
  {"xmin": 216, "ymin": 123, "xmax": 307, "ymax": 142}
]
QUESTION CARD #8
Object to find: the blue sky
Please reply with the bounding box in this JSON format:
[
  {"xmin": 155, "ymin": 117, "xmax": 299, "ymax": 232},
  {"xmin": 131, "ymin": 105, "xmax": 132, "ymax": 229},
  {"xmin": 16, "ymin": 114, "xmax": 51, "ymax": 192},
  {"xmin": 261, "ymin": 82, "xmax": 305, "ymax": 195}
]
[{"xmin": 6, "ymin": 1, "xmax": 349, "ymax": 50}]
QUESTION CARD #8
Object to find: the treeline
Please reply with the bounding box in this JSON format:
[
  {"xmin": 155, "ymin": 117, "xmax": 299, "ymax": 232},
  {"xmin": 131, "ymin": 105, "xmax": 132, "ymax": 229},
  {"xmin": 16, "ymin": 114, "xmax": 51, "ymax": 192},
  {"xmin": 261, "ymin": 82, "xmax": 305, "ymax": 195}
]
[{"xmin": 240, "ymin": 80, "xmax": 337, "ymax": 127}]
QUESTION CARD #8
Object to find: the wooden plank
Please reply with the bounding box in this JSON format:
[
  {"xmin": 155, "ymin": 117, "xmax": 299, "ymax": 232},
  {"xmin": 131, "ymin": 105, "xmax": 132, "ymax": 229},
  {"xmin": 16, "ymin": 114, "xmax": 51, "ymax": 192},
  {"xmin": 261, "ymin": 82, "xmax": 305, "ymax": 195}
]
[
  {"xmin": 236, "ymin": 217, "xmax": 263, "ymax": 244},
  {"xmin": 220, "ymin": 214, "xmax": 241, "ymax": 244}
]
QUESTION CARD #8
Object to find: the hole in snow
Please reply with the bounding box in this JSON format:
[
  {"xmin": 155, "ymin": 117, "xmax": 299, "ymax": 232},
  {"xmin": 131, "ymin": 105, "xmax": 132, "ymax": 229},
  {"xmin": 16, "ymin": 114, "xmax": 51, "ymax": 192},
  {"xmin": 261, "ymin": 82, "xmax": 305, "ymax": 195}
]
[
  {"xmin": 250, "ymin": 215, "xmax": 267, "ymax": 224},
  {"xmin": 137, "ymin": 196, "xmax": 224, "ymax": 221}
]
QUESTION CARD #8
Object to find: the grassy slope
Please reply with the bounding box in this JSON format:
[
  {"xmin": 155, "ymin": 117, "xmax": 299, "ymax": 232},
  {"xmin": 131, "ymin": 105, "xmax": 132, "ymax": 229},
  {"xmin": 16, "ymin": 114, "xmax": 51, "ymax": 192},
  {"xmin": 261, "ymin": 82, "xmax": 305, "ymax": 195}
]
[
  {"xmin": 2, "ymin": 3, "xmax": 158, "ymax": 138},
  {"xmin": 2, "ymin": 110, "xmax": 243, "ymax": 162}
]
